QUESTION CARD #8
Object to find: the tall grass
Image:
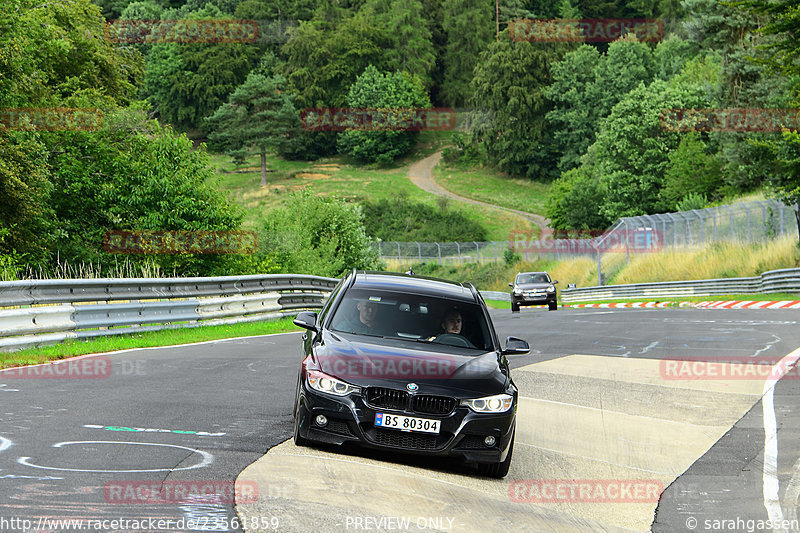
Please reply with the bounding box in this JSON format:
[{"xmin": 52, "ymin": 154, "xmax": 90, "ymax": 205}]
[
  {"xmin": 385, "ymin": 236, "xmax": 800, "ymax": 292},
  {"xmin": 614, "ymin": 236, "xmax": 800, "ymax": 284},
  {"xmin": 1, "ymin": 256, "xmax": 168, "ymax": 281}
]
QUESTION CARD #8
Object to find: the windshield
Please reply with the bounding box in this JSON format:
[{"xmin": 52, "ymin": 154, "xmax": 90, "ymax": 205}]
[
  {"xmin": 517, "ymin": 273, "xmax": 550, "ymax": 284},
  {"xmin": 329, "ymin": 288, "xmax": 493, "ymax": 351}
]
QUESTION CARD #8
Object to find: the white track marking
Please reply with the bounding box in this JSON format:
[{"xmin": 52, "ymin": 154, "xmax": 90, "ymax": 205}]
[
  {"xmin": 18, "ymin": 441, "xmax": 213, "ymax": 473},
  {"xmin": 762, "ymin": 346, "xmax": 800, "ymax": 532}
]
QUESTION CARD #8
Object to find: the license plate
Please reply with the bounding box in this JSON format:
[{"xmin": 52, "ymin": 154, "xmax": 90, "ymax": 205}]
[{"xmin": 375, "ymin": 413, "xmax": 440, "ymax": 434}]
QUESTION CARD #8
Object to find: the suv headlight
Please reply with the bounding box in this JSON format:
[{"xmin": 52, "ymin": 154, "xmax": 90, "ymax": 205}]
[
  {"xmin": 462, "ymin": 394, "xmax": 513, "ymax": 413},
  {"xmin": 307, "ymin": 370, "xmax": 360, "ymax": 396},
  {"xmin": 546, "ymin": 285, "xmax": 555, "ymax": 293},
  {"xmin": 513, "ymin": 288, "xmax": 522, "ymax": 295}
]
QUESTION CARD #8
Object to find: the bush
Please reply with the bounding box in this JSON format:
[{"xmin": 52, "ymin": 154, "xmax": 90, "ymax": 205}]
[
  {"xmin": 360, "ymin": 198, "xmax": 487, "ymax": 242},
  {"xmin": 258, "ymin": 190, "xmax": 382, "ymax": 277}
]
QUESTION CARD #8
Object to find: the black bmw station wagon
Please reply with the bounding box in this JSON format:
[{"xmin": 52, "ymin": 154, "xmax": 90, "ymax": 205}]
[{"xmin": 292, "ymin": 270, "xmax": 529, "ymax": 477}]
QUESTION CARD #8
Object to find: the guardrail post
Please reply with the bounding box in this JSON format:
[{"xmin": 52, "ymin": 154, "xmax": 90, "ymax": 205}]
[
  {"xmin": 474, "ymin": 241, "xmax": 480, "ymax": 264},
  {"xmin": 455, "ymin": 242, "xmax": 462, "ymax": 264},
  {"xmin": 436, "ymin": 242, "xmax": 442, "ymax": 265}
]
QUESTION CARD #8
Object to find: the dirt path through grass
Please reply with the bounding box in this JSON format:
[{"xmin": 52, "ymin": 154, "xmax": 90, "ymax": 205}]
[{"xmin": 407, "ymin": 151, "xmax": 551, "ymax": 231}]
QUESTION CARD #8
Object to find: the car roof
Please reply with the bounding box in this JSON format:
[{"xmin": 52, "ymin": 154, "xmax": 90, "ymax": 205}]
[
  {"xmin": 518, "ymin": 271, "xmax": 549, "ymax": 275},
  {"xmin": 351, "ymin": 271, "xmax": 477, "ymax": 303}
]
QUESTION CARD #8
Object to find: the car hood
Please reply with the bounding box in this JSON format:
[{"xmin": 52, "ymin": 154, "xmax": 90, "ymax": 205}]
[
  {"xmin": 514, "ymin": 283, "xmax": 553, "ymax": 290},
  {"xmin": 313, "ymin": 331, "xmax": 508, "ymax": 397}
]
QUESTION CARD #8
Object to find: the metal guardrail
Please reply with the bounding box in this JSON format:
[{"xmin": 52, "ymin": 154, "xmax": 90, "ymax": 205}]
[
  {"xmin": 0, "ymin": 275, "xmax": 339, "ymax": 352},
  {"xmin": 561, "ymin": 268, "xmax": 800, "ymax": 302}
]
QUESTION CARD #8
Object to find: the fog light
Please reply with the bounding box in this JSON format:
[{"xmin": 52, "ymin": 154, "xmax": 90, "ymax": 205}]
[
  {"xmin": 315, "ymin": 415, "xmax": 328, "ymax": 427},
  {"xmin": 484, "ymin": 436, "xmax": 496, "ymax": 447}
]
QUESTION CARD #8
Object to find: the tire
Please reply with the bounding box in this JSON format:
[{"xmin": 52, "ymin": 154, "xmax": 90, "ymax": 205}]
[
  {"xmin": 293, "ymin": 379, "xmax": 309, "ymax": 447},
  {"xmin": 293, "ymin": 409, "xmax": 308, "ymax": 447},
  {"xmin": 511, "ymin": 302, "xmax": 519, "ymax": 313},
  {"xmin": 477, "ymin": 432, "xmax": 514, "ymax": 478},
  {"xmin": 548, "ymin": 301, "xmax": 557, "ymax": 311}
]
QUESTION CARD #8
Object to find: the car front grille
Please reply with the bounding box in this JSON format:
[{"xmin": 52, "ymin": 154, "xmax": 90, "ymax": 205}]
[
  {"xmin": 412, "ymin": 395, "xmax": 456, "ymax": 415},
  {"xmin": 373, "ymin": 428, "xmax": 437, "ymax": 450},
  {"xmin": 365, "ymin": 387, "xmax": 409, "ymax": 411}
]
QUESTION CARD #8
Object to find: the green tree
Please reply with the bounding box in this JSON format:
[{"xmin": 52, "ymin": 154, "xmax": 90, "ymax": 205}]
[
  {"xmin": 470, "ymin": 29, "xmax": 564, "ymax": 180},
  {"xmin": 594, "ymin": 80, "xmax": 712, "ymax": 219},
  {"xmin": 47, "ymin": 108, "xmax": 246, "ymax": 275},
  {"xmin": 440, "ymin": 0, "xmax": 494, "ymax": 107},
  {"xmin": 0, "ymin": 0, "xmax": 143, "ymax": 108},
  {"xmin": 546, "ymin": 37, "xmax": 655, "ymax": 173},
  {"xmin": 366, "ymin": 0, "xmax": 436, "ymax": 87},
  {"xmin": 143, "ymin": 5, "xmax": 261, "ymax": 133},
  {"xmin": 0, "ymin": 132, "xmax": 54, "ymax": 264},
  {"xmin": 337, "ymin": 65, "xmax": 431, "ymax": 164},
  {"xmin": 206, "ymin": 73, "xmax": 303, "ymax": 185},
  {"xmin": 660, "ymin": 133, "xmax": 723, "ymax": 211}
]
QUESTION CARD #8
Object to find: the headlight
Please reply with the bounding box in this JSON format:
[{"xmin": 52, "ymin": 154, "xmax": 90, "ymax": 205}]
[
  {"xmin": 307, "ymin": 370, "xmax": 360, "ymax": 396},
  {"xmin": 513, "ymin": 289, "xmax": 522, "ymax": 295},
  {"xmin": 462, "ymin": 394, "xmax": 513, "ymax": 413},
  {"xmin": 546, "ymin": 285, "xmax": 555, "ymax": 293}
]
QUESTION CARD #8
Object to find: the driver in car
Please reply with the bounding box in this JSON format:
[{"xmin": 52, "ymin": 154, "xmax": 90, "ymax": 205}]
[
  {"xmin": 337, "ymin": 299, "xmax": 381, "ymax": 335},
  {"xmin": 441, "ymin": 308, "xmax": 463, "ymax": 334}
]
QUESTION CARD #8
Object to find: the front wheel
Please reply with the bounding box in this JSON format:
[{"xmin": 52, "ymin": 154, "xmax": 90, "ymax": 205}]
[
  {"xmin": 293, "ymin": 380, "xmax": 309, "ymax": 447},
  {"xmin": 293, "ymin": 410, "xmax": 308, "ymax": 447},
  {"xmin": 511, "ymin": 302, "xmax": 519, "ymax": 313},
  {"xmin": 548, "ymin": 302, "xmax": 557, "ymax": 311},
  {"xmin": 477, "ymin": 432, "xmax": 514, "ymax": 478}
]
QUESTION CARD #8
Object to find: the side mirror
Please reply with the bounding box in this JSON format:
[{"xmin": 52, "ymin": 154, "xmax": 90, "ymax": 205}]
[
  {"xmin": 293, "ymin": 311, "xmax": 319, "ymax": 332},
  {"xmin": 553, "ymin": 280, "xmax": 558, "ymax": 284},
  {"xmin": 502, "ymin": 336, "xmax": 530, "ymax": 355},
  {"xmin": 508, "ymin": 283, "xmax": 514, "ymax": 288}
]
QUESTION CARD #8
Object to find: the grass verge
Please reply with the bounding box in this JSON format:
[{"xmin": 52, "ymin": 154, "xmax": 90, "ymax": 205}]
[
  {"xmin": 0, "ymin": 318, "xmax": 301, "ymax": 369},
  {"xmin": 433, "ymin": 163, "xmax": 551, "ymax": 216},
  {"xmin": 210, "ymin": 151, "xmax": 536, "ymax": 241}
]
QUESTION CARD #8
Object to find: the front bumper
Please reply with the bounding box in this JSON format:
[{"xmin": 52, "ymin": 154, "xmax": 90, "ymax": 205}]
[
  {"xmin": 512, "ymin": 292, "xmax": 556, "ymax": 306},
  {"xmin": 295, "ymin": 383, "xmax": 515, "ymax": 464}
]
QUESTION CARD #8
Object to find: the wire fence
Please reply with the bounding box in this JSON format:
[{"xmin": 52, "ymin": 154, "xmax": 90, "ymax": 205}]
[{"xmin": 375, "ymin": 200, "xmax": 799, "ymax": 266}]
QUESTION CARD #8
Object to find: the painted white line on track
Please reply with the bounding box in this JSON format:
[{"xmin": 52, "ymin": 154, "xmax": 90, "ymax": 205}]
[
  {"xmin": 18, "ymin": 441, "xmax": 214, "ymax": 473},
  {"xmin": 762, "ymin": 346, "xmax": 800, "ymax": 531}
]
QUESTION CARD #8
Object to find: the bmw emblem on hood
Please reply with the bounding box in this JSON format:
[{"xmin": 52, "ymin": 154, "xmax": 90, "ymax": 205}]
[{"xmin": 406, "ymin": 383, "xmax": 419, "ymax": 392}]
